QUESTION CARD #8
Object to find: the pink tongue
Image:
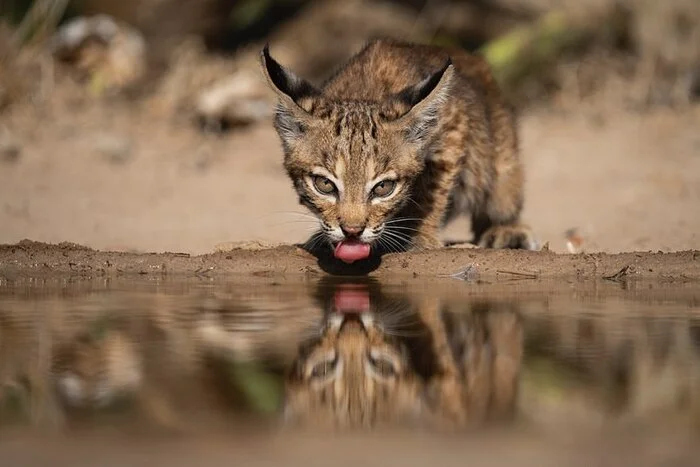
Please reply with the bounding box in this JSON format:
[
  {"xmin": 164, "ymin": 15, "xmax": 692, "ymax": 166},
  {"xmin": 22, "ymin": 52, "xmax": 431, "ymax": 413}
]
[
  {"xmin": 334, "ymin": 285, "xmax": 370, "ymax": 313},
  {"xmin": 333, "ymin": 240, "xmax": 371, "ymax": 263}
]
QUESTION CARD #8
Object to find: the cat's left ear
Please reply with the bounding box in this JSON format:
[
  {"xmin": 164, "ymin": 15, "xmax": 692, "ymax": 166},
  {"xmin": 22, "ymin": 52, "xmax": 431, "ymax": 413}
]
[
  {"xmin": 392, "ymin": 59, "xmax": 455, "ymax": 145},
  {"xmin": 260, "ymin": 45, "xmax": 320, "ymax": 150}
]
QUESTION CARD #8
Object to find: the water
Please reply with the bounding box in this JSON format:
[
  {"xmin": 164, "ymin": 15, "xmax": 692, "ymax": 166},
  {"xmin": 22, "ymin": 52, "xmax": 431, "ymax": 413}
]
[{"xmin": 1, "ymin": 275, "xmax": 699, "ymax": 466}]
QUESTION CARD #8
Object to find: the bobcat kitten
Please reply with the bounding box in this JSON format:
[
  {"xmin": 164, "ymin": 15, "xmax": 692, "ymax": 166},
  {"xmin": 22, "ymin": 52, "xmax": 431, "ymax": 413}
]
[{"xmin": 261, "ymin": 38, "xmax": 536, "ymax": 263}]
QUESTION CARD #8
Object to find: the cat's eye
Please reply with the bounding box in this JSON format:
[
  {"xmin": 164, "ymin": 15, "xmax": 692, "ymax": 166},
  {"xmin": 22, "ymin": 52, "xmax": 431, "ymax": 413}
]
[
  {"xmin": 372, "ymin": 180, "xmax": 396, "ymax": 198},
  {"xmin": 368, "ymin": 351, "xmax": 397, "ymax": 378},
  {"xmin": 313, "ymin": 176, "xmax": 337, "ymax": 195},
  {"xmin": 309, "ymin": 357, "xmax": 337, "ymax": 380}
]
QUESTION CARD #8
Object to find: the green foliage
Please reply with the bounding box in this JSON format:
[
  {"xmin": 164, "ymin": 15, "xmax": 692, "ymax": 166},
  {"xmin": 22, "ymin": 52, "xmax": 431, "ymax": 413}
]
[
  {"xmin": 1, "ymin": 0, "xmax": 33, "ymax": 24},
  {"xmin": 0, "ymin": 383, "xmax": 30, "ymax": 424},
  {"xmin": 2, "ymin": 0, "xmax": 72, "ymax": 45},
  {"xmin": 479, "ymin": 11, "xmax": 589, "ymax": 88},
  {"xmin": 227, "ymin": 360, "xmax": 283, "ymax": 414},
  {"xmin": 230, "ymin": 0, "xmax": 274, "ymax": 30}
]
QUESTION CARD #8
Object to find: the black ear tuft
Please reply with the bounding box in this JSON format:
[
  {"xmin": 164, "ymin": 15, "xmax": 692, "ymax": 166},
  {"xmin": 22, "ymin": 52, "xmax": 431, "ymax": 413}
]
[
  {"xmin": 260, "ymin": 45, "xmax": 321, "ymax": 150},
  {"xmin": 391, "ymin": 59, "xmax": 454, "ymax": 145},
  {"xmin": 397, "ymin": 58, "xmax": 453, "ymax": 109},
  {"xmin": 260, "ymin": 44, "xmax": 319, "ymax": 103}
]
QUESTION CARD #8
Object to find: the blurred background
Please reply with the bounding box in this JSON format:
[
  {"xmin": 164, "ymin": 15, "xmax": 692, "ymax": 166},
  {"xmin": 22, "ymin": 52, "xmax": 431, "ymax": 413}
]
[{"xmin": 0, "ymin": 0, "xmax": 699, "ymax": 255}]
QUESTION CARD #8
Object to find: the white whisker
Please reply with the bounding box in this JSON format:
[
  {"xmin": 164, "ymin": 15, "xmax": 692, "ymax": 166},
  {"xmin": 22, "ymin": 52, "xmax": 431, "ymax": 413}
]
[
  {"xmin": 379, "ymin": 234, "xmax": 406, "ymax": 254},
  {"xmin": 384, "ymin": 225, "xmax": 420, "ymax": 232},
  {"xmin": 384, "ymin": 217, "xmax": 423, "ymax": 224},
  {"xmin": 382, "ymin": 228, "xmax": 427, "ymax": 253}
]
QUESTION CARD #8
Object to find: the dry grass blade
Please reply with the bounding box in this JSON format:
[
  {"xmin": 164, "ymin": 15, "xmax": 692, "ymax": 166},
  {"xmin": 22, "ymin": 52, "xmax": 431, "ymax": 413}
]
[{"xmin": 13, "ymin": 0, "xmax": 69, "ymax": 46}]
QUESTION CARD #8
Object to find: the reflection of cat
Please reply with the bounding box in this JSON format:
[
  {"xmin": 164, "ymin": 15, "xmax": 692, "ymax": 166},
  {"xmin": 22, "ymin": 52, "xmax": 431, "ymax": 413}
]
[
  {"xmin": 2, "ymin": 283, "xmax": 522, "ymax": 432},
  {"xmin": 283, "ymin": 278, "xmax": 523, "ymax": 430}
]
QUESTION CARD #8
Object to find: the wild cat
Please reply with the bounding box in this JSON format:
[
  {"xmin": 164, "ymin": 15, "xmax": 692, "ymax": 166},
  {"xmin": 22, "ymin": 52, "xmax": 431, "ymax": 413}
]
[{"xmin": 260, "ymin": 38, "xmax": 537, "ymax": 263}]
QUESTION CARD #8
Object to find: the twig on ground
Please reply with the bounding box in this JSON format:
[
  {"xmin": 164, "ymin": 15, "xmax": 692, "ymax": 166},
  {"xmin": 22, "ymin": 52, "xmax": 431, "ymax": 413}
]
[
  {"xmin": 603, "ymin": 265, "xmax": 634, "ymax": 282},
  {"xmin": 496, "ymin": 269, "xmax": 539, "ymax": 279}
]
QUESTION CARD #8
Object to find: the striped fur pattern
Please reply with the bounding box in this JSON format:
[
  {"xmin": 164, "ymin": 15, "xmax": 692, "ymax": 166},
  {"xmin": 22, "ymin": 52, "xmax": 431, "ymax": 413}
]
[{"xmin": 261, "ymin": 38, "xmax": 537, "ymax": 255}]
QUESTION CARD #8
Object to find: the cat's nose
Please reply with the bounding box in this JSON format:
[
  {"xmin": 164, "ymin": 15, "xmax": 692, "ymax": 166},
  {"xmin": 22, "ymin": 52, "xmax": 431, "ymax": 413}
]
[{"xmin": 340, "ymin": 224, "xmax": 365, "ymax": 237}]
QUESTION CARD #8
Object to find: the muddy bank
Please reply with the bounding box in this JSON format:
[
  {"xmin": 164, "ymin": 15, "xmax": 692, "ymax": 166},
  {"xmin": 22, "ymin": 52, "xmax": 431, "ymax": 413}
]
[{"xmin": 0, "ymin": 240, "xmax": 698, "ymax": 283}]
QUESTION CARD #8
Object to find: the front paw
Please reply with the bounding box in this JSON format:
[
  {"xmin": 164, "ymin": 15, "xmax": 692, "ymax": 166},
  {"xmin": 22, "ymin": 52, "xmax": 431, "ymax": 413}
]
[{"xmin": 478, "ymin": 224, "xmax": 538, "ymax": 250}]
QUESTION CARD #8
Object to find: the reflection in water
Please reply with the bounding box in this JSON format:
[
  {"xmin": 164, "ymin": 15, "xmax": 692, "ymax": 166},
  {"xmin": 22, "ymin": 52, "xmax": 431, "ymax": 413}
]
[
  {"xmin": 0, "ymin": 278, "xmax": 699, "ymax": 434},
  {"xmin": 284, "ymin": 278, "xmax": 521, "ymax": 429}
]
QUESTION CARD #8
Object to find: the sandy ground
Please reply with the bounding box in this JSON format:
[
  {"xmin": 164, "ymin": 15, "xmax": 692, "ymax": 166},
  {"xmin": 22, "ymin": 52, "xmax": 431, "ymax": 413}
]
[{"xmin": 1, "ymin": 95, "xmax": 699, "ymax": 257}]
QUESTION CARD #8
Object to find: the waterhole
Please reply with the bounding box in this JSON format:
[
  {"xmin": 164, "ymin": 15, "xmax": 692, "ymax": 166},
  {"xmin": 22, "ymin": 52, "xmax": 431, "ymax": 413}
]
[{"xmin": 0, "ymin": 275, "xmax": 698, "ymax": 466}]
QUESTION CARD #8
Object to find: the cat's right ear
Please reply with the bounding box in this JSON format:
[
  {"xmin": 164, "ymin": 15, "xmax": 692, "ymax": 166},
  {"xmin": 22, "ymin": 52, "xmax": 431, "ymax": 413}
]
[{"xmin": 260, "ymin": 45, "xmax": 319, "ymax": 149}]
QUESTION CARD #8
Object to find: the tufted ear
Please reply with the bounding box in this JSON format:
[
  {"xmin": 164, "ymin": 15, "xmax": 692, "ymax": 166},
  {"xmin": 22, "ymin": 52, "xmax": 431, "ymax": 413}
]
[
  {"xmin": 260, "ymin": 45, "xmax": 320, "ymax": 150},
  {"xmin": 391, "ymin": 59, "xmax": 455, "ymax": 146}
]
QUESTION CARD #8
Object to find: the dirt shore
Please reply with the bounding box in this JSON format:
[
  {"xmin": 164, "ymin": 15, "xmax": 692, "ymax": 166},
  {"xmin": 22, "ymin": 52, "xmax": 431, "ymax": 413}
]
[{"xmin": 0, "ymin": 240, "xmax": 698, "ymax": 284}]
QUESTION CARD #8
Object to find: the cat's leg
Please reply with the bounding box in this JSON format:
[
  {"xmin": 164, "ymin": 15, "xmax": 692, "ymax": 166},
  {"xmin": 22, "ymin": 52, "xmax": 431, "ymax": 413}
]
[
  {"xmin": 470, "ymin": 159, "xmax": 538, "ymax": 250},
  {"xmin": 485, "ymin": 303, "xmax": 523, "ymax": 420},
  {"xmin": 409, "ymin": 158, "xmax": 464, "ymax": 251},
  {"xmin": 415, "ymin": 296, "xmax": 466, "ymax": 428}
]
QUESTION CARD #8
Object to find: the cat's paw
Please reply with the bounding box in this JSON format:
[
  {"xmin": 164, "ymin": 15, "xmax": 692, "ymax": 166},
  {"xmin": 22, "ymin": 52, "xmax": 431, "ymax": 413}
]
[{"xmin": 478, "ymin": 224, "xmax": 538, "ymax": 250}]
